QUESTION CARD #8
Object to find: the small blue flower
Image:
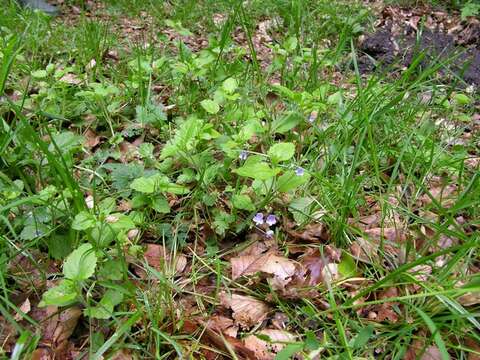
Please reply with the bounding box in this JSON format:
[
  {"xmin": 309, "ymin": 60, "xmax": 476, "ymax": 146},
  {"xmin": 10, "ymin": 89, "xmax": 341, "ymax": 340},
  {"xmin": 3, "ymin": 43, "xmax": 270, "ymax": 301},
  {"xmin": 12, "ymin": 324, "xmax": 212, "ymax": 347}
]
[
  {"xmin": 239, "ymin": 150, "xmax": 248, "ymax": 161},
  {"xmin": 253, "ymin": 212, "xmax": 264, "ymax": 225},
  {"xmin": 265, "ymin": 229, "xmax": 274, "ymax": 238},
  {"xmin": 266, "ymin": 214, "xmax": 277, "ymax": 226},
  {"xmin": 307, "ymin": 111, "xmax": 317, "ymax": 123},
  {"xmin": 295, "ymin": 167, "xmax": 305, "ymax": 176}
]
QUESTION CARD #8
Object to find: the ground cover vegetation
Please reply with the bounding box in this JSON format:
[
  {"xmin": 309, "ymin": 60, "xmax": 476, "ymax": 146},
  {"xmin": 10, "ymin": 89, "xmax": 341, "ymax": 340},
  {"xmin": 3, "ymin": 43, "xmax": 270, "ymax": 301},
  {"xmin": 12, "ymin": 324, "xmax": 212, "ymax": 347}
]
[{"xmin": 0, "ymin": 0, "xmax": 479, "ymax": 358}]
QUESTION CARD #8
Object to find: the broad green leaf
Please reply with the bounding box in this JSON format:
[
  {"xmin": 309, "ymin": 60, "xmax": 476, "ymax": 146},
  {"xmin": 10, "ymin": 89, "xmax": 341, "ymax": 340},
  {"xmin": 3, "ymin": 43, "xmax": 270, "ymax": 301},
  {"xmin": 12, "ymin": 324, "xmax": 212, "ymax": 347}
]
[
  {"xmin": 234, "ymin": 157, "xmax": 279, "ymax": 181},
  {"xmin": 222, "ymin": 78, "xmax": 238, "ymax": 94},
  {"xmin": 130, "ymin": 176, "xmax": 156, "ymax": 194},
  {"xmin": 271, "ymin": 112, "xmax": 302, "ymax": 134},
  {"xmin": 232, "ymin": 194, "xmax": 255, "ymax": 211},
  {"xmin": 274, "ymin": 343, "xmax": 303, "ymax": 360},
  {"xmin": 454, "ymin": 93, "xmax": 471, "ymax": 105},
  {"xmin": 200, "ymin": 99, "xmax": 220, "ymax": 114},
  {"xmin": 31, "ymin": 69, "xmax": 47, "ymax": 78},
  {"xmin": 84, "ymin": 289, "xmax": 124, "ymax": 319},
  {"xmin": 160, "ymin": 117, "xmax": 203, "ymax": 158},
  {"xmin": 72, "ymin": 211, "xmax": 96, "ymax": 230},
  {"xmin": 288, "ymin": 196, "xmax": 314, "ymax": 224},
  {"xmin": 338, "ymin": 253, "xmax": 357, "ymax": 278},
  {"xmin": 63, "ymin": 243, "xmax": 97, "ymax": 281},
  {"xmin": 268, "ymin": 142, "xmax": 295, "ymax": 163},
  {"xmin": 277, "ymin": 171, "xmax": 309, "ymax": 192},
  {"xmin": 152, "ymin": 195, "xmax": 171, "ymax": 213},
  {"xmin": 39, "ymin": 280, "xmax": 78, "ymax": 307}
]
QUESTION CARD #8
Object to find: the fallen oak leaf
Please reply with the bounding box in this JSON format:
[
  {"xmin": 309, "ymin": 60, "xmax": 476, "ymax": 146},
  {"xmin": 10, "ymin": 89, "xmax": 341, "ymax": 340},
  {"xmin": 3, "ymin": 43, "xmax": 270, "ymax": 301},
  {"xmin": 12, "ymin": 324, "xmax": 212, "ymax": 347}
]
[{"xmin": 219, "ymin": 292, "xmax": 270, "ymax": 329}]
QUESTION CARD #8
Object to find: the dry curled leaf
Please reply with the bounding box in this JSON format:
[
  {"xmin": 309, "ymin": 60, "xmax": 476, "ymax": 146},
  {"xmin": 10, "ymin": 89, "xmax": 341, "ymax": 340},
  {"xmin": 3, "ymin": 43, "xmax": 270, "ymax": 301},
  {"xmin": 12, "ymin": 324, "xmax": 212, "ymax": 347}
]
[
  {"xmin": 286, "ymin": 222, "xmax": 329, "ymax": 242},
  {"xmin": 137, "ymin": 244, "xmax": 187, "ymax": 277},
  {"xmin": 230, "ymin": 252, "xmax": 296, "ymax": 289},
  {"xmin": 208, "ymin": 315, "xmax": 238, "ymax": 338},
  {"xmin": 243, "ymin": 329, "xmax": 296, "ymax": 360},
  {"xmin": 220, "ymin": 292, "xmax": 270, "ymax": 329},
  {"xmin": 14, "ymin": 297, "xmax": 31, "ymax": 321}
]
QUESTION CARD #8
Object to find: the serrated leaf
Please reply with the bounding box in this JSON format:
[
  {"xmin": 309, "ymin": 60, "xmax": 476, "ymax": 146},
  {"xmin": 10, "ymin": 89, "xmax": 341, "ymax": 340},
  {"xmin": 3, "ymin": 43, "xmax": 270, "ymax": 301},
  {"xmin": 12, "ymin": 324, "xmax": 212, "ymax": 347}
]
[
  {"xmin": 72, "ymin": 211, "xmax": 96, "ymax": 230},
  {"xmin": 277, "ymin": 171, "xmax": 309, "ymax": 192},
  {"xmin": 232, "ymin": 194, "xmax": 255, "ymax": 211},
  {"xmin": 200, "ymin": 99, "xmax": 220, "ymax": 114},
  {"xmin": 268, "ymin": 142, "xmax": 295, "ymax": 163},
  {"xmin": 63, "ymin": 243, "xmax": 97, "ymax": 281},
  {"xmin": 222, "ymin": 78, "xmax": 238, "ymax": 94},
  {"xmin": 39, "ymin": 280, "xmax": 78, "ymax": 307}
]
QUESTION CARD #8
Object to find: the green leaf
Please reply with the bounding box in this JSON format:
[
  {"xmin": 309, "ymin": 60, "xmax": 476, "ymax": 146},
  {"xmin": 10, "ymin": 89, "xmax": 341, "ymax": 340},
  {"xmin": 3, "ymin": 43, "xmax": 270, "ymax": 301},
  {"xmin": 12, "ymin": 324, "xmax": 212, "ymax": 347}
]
[
  {"xmin": 288, "ymin": 196, "xmax": 314, "ymax": 223},
  {"xmin": 63, "ymin": 243, "xmax": 97, "ymax": 281},
  {"xmin": 454, "ymin": 93, "xmax": 471, "ymax": 105},
  {"xmin": 268, "ymin": 142, "xmax": 295, "ymax": 163},
  {"xmin": 212, "ymin": 211, "xmax": 235, "ymax": 236},
  {"xmin": 39, "ymin": 280, "xmax": 78, "ymax": 307},
  {"xmin": 274, "ymin": 343, "xmax": 303, "ymax": 360},
  {"xmin": 151, "ymin": 195, "xmax": 171, "ymax": 213},
  {"xmin": 31, "ymin": 69, "xmax": 47, "ymax": 79},
  {"xmin": 234, "ymin": 156, "xmax": 279, "ymax": 181},
  {"xmin": 351, "ymin": 326, "xmax": 374, "ymax": 349},
  {"xmin": 271, "ymin": 112, "xmax": 302, "ymax": 134},
  {"xmin": 85, "ymin": 289, "xmax": 124, "ymax": 319},
  {"xmin": 200, "ymin": 99, "xmax": 220, "ymax": 114},
  {"xmin": 130, "ymin": 176, "xmax": 156, "ymax": 194},
  {"xmin": 338, "ymin": 253, "xmax": 357, "ymax": 278},
  {"xmin": 277, "ymin": 171, "xmax": 309, "ymax": 192},
  {"xmin": 72, "ymin": 211, "xmax": 96, "ymax": 230},
  {"xmin": 232, "ymin": 194, "xmax": 255, "ymax": 211},
  {"xmin": 222, "ymin": 78, "xmax": 238, "ymax": 94},
  {"xmin": 160, "ymin": 117, "xmax": 203, "ymax": 158}
]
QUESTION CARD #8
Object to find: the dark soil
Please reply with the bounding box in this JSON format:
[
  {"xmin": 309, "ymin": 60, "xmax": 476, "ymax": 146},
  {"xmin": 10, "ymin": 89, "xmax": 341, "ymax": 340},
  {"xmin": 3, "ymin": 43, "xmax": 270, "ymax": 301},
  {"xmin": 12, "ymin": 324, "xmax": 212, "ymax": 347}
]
[{"xmin": 358, "ymin": 9, "xmax": 480, "ymax": 86}]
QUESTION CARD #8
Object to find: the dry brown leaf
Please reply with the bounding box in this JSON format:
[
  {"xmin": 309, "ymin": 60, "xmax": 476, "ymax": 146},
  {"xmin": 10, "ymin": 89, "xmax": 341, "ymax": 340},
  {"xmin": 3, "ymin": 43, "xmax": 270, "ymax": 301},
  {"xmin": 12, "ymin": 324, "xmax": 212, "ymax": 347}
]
[
  {"xmin": 365, "ymin": 227, "xmax": 406, "ymax": 242},
  {"xmin": 42, "ymin": 306, "xmax": 81, "ymax": 346},
  {"xmin": 110, "ymin": 349, "xmax": 135, "ymax": 360},
  {"xmin": 31, "ymin": 348, "xmax": 52, "ymax": 360},
  {"xmin": 286, "ymin": 222, "xmax": 329, "ymax": 242},
  {"xmin": 208, "ymin": 315, "xmax": 238, "ymax": 338},
  {"xmin": 14, "ymin": 297, "xmax": 31, "ymax": 321},
  {"xmin": 84, "ymin": 129, "xmax": 101, "ymax": 148},
  {"xmin": 420, "ymin": 184, "xmax": 457, "ymax": 208},
  {"xmin": 465, "ymin": 338, "xmax": 480, "ymax": 360},
  {"xmin": 59, "ymin": 73, "xmax": 81, "ymax": 85},
  {"xmin": 231, "ymin": 252, "xmax": 296, "ymax": 288},
  {"xmin": 243, "ymin": 329, "xmax": 296, "ymax": 360},
  {"xmin": 220, "ymin": 292, "xmax": 269, "ymax": 329},
  {"xmin": 374, "ymin": 287, "xmax": 400, "ymax": 323},
  {"xmin": 139, "ymin": 244, "xmax": 187, "ymax": 276},
  {"xmin": 421, "ymin": 346, "xmax": 442, "ymax": 360}
]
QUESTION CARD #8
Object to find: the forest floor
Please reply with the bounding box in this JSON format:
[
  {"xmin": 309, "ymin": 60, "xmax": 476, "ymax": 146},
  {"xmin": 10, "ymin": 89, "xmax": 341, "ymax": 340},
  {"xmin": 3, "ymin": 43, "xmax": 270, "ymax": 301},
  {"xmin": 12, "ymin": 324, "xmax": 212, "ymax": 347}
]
[{"xmin": 0, "ymin": 0, "xmax": 479, "ymax": 359}]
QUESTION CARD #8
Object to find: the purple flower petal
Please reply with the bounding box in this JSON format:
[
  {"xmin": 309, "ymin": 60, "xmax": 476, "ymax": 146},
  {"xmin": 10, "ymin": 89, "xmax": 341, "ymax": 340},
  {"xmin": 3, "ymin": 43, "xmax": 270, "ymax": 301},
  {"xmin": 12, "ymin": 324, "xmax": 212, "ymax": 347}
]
[
  {"xmin": 265, "ymin": 230, "xmax": 274, "ymax": 238},
  {"xmin": 266, "ymin": 214, "xmax": 277, "ymax": 226},
  {"xmin": 295, "ymin": 167, "xmax": 305, "ymax": 176},
  {"xmin": 253, "ymin": 212, "xmax": 264, "ymax": 225},
  {"xmin": 239, "ymin": 150, "xmax": 248, "ymax": 160}
]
